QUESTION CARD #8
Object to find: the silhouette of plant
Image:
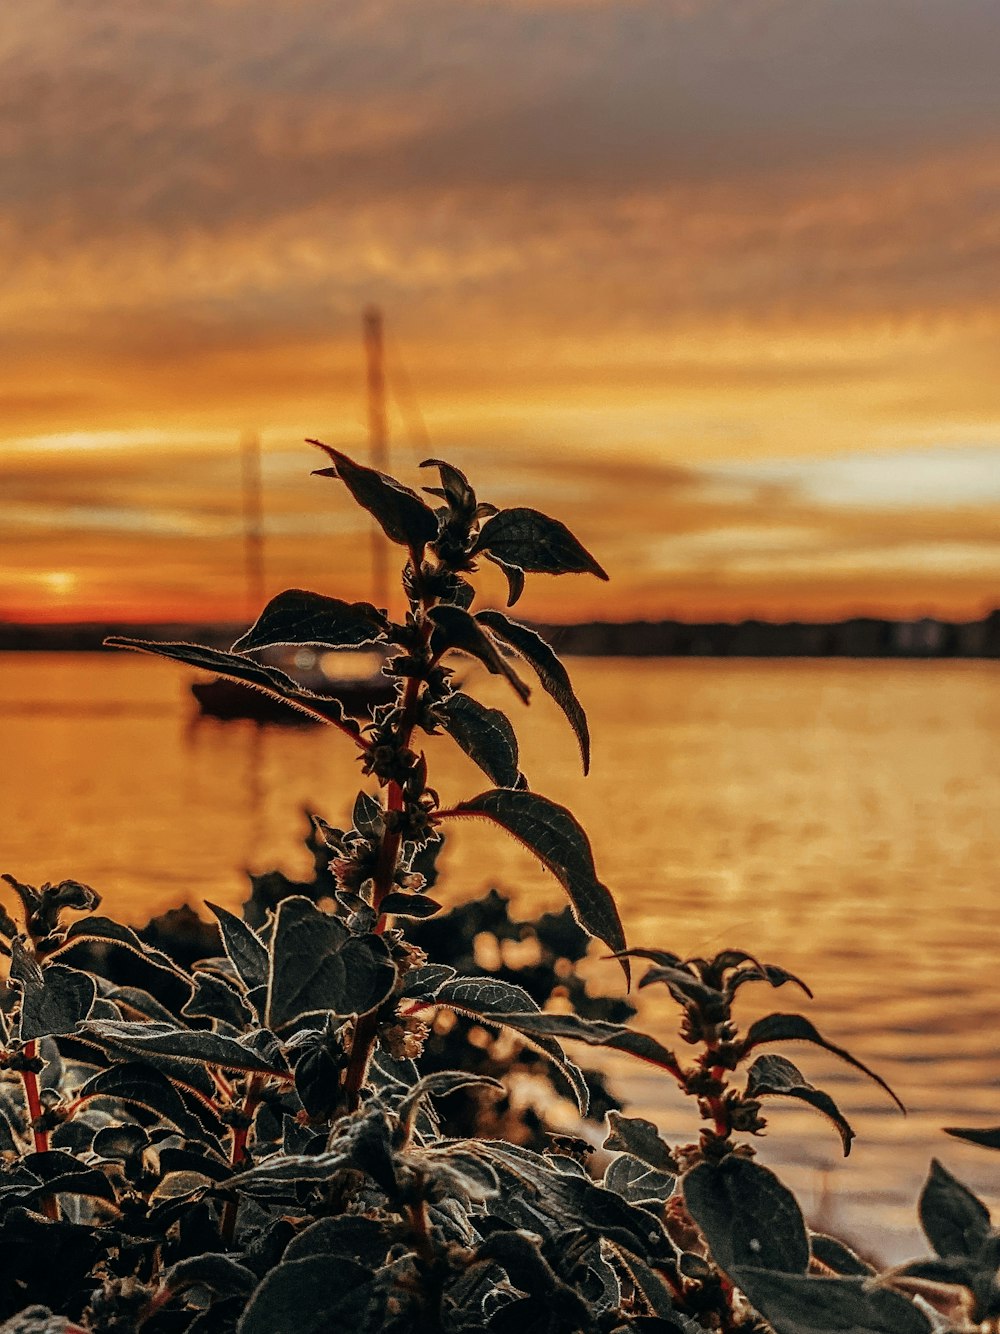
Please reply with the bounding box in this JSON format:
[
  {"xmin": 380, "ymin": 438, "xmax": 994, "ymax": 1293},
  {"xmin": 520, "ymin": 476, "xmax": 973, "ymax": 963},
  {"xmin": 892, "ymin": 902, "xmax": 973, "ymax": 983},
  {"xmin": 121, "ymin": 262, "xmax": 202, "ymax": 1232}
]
[{"xmin": 0, "ymin": 446, "xmax": 983, "ymax": 1331}]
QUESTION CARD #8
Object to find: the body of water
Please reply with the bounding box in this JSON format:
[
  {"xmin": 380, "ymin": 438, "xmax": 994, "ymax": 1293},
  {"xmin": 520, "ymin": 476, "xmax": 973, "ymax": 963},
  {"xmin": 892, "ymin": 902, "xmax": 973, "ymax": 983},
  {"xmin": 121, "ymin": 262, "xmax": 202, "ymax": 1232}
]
[{"xmin": 3, "ymin": 651, "xmax": 999, "ymax": 1261}]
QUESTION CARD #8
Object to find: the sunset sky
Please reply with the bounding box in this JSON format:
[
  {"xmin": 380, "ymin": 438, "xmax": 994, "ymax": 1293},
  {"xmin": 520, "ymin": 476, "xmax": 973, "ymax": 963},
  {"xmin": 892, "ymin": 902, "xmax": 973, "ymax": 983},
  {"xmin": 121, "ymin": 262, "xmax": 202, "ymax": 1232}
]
[{"xmin": 4, "ymin": 0, "xmax": 1000, "ymax": 625}]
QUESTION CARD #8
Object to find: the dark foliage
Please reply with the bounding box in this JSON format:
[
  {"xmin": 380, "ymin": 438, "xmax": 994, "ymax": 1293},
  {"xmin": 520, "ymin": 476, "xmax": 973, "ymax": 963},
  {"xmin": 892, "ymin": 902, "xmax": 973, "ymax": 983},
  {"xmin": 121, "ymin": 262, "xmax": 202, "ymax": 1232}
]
[{"xmin": 0, "ymin": 449, "xmax": 983, "ymax": 1332}]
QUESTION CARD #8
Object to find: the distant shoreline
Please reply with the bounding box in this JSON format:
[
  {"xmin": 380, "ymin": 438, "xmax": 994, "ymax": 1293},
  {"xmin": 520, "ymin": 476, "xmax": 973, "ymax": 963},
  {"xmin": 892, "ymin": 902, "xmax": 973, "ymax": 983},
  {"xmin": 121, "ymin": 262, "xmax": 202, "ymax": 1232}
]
[{"xmin": 3, "ymin": 611, "xmax": 1000, "ymax": 659}]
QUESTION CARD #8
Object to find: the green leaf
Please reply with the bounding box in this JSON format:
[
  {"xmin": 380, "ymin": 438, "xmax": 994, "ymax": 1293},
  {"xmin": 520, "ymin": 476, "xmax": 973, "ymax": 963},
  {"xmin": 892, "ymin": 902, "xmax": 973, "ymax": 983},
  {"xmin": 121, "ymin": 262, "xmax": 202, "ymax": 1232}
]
[
  {"xmin": 310, "ymin": 441, "xmax": 438, "ymax": 549},
  {"xmin": 238, "ymin": 1255, "xmax": 381, "ymax": 1334},
  {"xmin": 809, "ymin": 1234, "xmax": 874, "ymax": 1277},
  {"xmin": 51, "ymin": 915, "xmax": 193, "ymax": 990},
  {"xmin": 919, "ymin": 1158, "xmax": 992, "ymax": 1259},
  {"xmin": 730, "ymin": 1268, "xmax": 931, "ymax": 1334},
  {"xmin": 434, "ymin": 975, "xmax": 589, "ymax": 1113},
  {"xmin": 75, "ymin": 1061, "xmax": 211, "ymax": 1141},
  {"xmin": 205, "ymin": 902, "xmax": 269, "ymax": 1004},
  {"xmin": 232, "ymin": 589, "xmax": 388, "ymax": 652},
  {"xmin": 21, "ymin": 1151, "xmax": 118, "ymax": 1204},
  {"xmin": 182, "ymin": 971, "xmax": 253, "ymax": 1028},
  {"xmin": 742, "ymin": 1013, "xmax": 904, "ymax": 1112},
  {"xmin": 164, "ymin": 1254, "xmax": 256, "ymax": 1300},
  {"xmin": 474, "ymin": 1141, "xmax": 667, "ymax": 1258},
  {"xmin": 438, "ymin": 692, "xmax": 520, "ymax": 787},
  {"xmin": 606, "ymin": 1248, "xmax": 681, "ymax": 1323},
  {"xmin": 283, "ymin": 1216, "xmax": 391, "ymax": 1267},
  {"xmin": 479, "ymin": 1009, "xmax": 679, "ymax": 1077},
  {"xmin": 265, "ymin": 896, "xmax": 396, "ymax": 1030},
  {"xmin": 473, "ymin": 507, "xmax": 608, "ymax": 579},
  {"xmin": 683, "ymin": 1157, "xmax": 810, "ymax": 1277},
  {"xmin": 419, "ymin": 457, "xmax": 478, "ymax": 513},
  {"xmin": 443, "ymin": 790, "xmax": 627, "ymax": 978},
  {"xmin": 78, "ymin": 1020, "xmax": 290, "ymax": 1077},
  {"xmin": 604, "ymin": 1154, "xmax": 676, "ymax": 1208},
  {"xmin": 630, "ymin": 955, "xmax": 723, "ymax": 1011},
  {"xmin": 603, "ymin": 1112, "xmax": 676, "ymax": 1171},
  {"xmin": 428, "ymin": 606, "xmax": 530, "ymax": 702},
  {"xmin": 486, "ymin": 554, "xmax": 526, "ymax": 607},
  {"xmin": 10, "ymin": 945, "xmax": 95, "ymax": 1040},
  {"xmin": 376, "ymin": 893, "xmax": 442, "ymax": 919},
  {"xmin": 103, "ymin": 638, "xmax": 363, "ymax": 733},
  {"xmin": 476, "ymin": 611, "xmax": 591, "ymax": 773},
  {"xmin": 397, "ymin": 1071, "xmax": 503, "ymax": 1135},
  {"xmin": 745, "ymin": 1054, "xmax": 855, "ymax": 1156}
]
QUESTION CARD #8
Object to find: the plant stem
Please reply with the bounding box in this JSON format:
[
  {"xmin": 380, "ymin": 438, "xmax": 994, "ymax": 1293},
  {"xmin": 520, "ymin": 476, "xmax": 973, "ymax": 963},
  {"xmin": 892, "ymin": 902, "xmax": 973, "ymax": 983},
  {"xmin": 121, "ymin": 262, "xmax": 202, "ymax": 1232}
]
[
  {"xmin": 221, "ymin": 1074, "xmax": 264, "ymax": 1247},
  {"xmin": 343, "ymin": 654, "xmax": 427, "ymax": 1108},
  {"xmin": 21, "ymin": 1039, "xmax": 58, "ymax": 1220}
]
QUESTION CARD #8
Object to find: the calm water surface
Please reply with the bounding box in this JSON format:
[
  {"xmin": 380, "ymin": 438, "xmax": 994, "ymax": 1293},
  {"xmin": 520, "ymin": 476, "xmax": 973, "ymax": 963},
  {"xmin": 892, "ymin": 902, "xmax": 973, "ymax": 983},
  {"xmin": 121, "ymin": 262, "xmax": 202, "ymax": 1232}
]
[{"xmin": 3, "ymin": 652, "xmax": 999, "ymax": 1260}]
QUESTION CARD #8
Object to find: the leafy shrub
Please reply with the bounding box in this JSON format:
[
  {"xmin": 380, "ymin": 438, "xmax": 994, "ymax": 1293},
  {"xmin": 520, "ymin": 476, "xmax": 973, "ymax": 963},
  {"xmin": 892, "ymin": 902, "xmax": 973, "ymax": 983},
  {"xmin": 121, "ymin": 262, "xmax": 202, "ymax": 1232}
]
[{"xmin": 0, "ymin": 446, "xmax": 991, "ymax": 1331}]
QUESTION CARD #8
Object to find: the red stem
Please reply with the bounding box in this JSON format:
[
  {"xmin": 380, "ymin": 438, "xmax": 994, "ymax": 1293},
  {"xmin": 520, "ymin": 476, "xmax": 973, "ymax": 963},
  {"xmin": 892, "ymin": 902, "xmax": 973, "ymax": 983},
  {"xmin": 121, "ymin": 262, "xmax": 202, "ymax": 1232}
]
[
  {"xmin": 342, "ymin": 630, "xmax": 430, "ymax": 1108},
  {"xmin": 221, "ymin": 1075, "xmax": 264, "ymax": 1247},
  {"xmin": 21, "ymin": 1039, "xmax": 58, "ymax": 1220}
]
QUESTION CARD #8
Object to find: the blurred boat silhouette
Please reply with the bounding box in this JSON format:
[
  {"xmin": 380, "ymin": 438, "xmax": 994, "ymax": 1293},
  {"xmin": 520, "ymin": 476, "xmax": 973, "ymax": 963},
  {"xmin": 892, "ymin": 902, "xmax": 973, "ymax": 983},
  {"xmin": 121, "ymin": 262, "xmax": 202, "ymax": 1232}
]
[
  {"xmin": 191, "ymin": 653, "xmax": 395, "ymax": 724},
  {"xmin": 193, "ymin": 308, "xmax": 395, "ymax": 725}
]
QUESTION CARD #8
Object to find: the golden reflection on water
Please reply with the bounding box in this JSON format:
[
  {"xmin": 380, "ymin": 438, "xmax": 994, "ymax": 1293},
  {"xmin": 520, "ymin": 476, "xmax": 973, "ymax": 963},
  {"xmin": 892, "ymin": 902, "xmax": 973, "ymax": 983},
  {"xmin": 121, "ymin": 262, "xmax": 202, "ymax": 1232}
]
[{"xmin": 3, "ymin": 652, "xmax": 1000, "ymax": 1259}]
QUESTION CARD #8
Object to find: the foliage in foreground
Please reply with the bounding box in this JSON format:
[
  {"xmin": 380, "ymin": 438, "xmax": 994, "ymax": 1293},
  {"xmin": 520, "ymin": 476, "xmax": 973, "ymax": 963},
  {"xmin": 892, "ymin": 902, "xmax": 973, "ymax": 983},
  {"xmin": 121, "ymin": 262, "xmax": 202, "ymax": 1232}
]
[{"xmin": 1, "ymin": 447, "xmax": 997, "ymax": 1332}]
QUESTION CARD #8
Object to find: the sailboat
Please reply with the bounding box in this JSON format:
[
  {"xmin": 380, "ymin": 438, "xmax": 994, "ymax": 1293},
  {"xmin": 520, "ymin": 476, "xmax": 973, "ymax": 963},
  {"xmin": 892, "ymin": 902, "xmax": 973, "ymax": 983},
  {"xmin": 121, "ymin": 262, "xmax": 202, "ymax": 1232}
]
[{"xmin": 191, "ymin": 308, "xmax": 397, "ymax": 723}]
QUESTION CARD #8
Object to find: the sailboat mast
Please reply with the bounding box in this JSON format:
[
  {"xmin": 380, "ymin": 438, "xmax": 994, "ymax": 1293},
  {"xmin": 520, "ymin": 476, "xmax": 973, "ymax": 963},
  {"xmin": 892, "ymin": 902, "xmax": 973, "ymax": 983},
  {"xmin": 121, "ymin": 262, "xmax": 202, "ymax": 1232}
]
[
  {"xmin": 240, "ymin": 431, "xmax": 265, "ymax": 621},
  {"xmin": 363, "ymin": 305, "xmax": 390, "ymax": 610}
]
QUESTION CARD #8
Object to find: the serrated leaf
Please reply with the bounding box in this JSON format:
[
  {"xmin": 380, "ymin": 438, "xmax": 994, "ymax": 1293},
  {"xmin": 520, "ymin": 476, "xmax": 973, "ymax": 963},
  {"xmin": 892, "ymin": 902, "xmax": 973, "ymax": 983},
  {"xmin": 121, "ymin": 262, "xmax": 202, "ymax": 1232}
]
[
  {"xmin": 746, "ymin": 1054, "xmax": 855, "ymax": 1156},
  {"xmin": 809, "ymin": 1234, "xmax": 874, "ymax": 1277},
  {"xmin": 473, "ymin": 506, "xmax": 608, "ymax": 579},
  {"xmin": 352, "ymin": 791, "xmax": 384, "ymax": 840},
  {"xmin": 443, "ymin": 790, "xmax": 627, "ymax": 978},
  {"xmin": 604, "ymin": 1153, "xmax": 676, "ymax": 1207},
  {"xmin": 730, "ymin": 1268, "xmax": 931, "ymax": 1334},
  {"xmin": 397, "ymin": 1071, "xmax": 503, "ymax": 1135},
  {"xmin": 725, "ymin": 957, "xmax": 813, "ymax": 1001},
  {"xmin": 52, "ymin": 915, "xmax": 194, "ymax": 994},
  {"xmin": 683, "ymin": 1157, "xmax": 810, "ymax": 1277},
  {"xmin": 205, "ymin": 902, "xmax": 268, "ymax": 1002},
  {"xmin": 606, "ymin": 1247, "xmax": 681, "ymax": 1322},
  {"xmin": 420, "ymin": 457, "xmax": 477, "ymax": 513},
  {"xmin": 232, "ymin": 589, "xmax": 387, "ymax": 652},
  {"xmin": 10, "ymin": 946, "xmax": 95, "ymax": 1040},
  {"xmin": 21, "ymin": 1150, "xmax": 118, "ymax": 1203},
  {"xmin": 165, "ymin": 1253, "xmax": 257, "ymax": 1299},
  {"xmin": 604, "ymin": 1112, "xmax": 676, "ymax": 1171},
  {"xmin": 434, "ymin": 975, "xmax": 589, "ymax": 1113},
  {"xmin": 919, "ymin": 1158, "xmax": 992, "ymax": 1259},
  {"xmin": 485, "ymin": 553, "xmax": 526, "ymax": 607},
  {"xmin": 439, "ymin": 692, "xmax": 520, "ymax": 787},
  {"xmin": 428, "ymin": 606, "xmax": 530, "ymax": 702},
  {"xmin": 480, "ymin": 1009, "xmax": 680, "ymax": 1077},
  {"xmin": 631, "ymin": 956, "xmax": 723, "ymax": 1010},
  {"xmin": 401, "ymin": 963, "xmax": 456, "ymax": 999},
  {"xmin": 182, "ymin": 971, "xmax": 253, "ymax": 1028},
  {"xmin": 78, "ymin": 1020, "xmax": 290, "ymax": 1077},
  {"xmin": 474, "ymin": 1141, "xmax": 666, "ymax": 1258},
  {"xmin": 377, "ymin": 893, "xmax": 442, "ymax": 919},
  {"xmin": 283, "ymin": 1215, "xmax": 390, "ymax": 1267},
  {"xmin": 742, "ymin": 1013, "xmax": 904, "ymax": 1112},
  {"xmin": 476, "ymin": 611, "xmax": 591, "ymax": 773},
  {"xmin": 75, "ymin": 1061, "xmax": 210, "ymax": 1140},
  {"xmin": 310, "ymin": 441, "xmax": 438, "ymax": 549},
  {"xmin": 238, "ymin": 1255, "xmax": 383, "ymax": 1334},
  {"xmin": 265, "ymin": 897, "xmax": 396, "ymax": 1030},
  {"xmin": 104, "ymin": 638, "xmax": 363, "ymax": 732}
]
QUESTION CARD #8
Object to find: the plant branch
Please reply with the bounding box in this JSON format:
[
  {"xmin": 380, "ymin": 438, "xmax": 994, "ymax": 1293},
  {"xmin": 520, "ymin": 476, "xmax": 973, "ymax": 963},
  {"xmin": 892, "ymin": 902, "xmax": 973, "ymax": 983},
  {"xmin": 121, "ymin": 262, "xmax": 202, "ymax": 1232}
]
[
  {"xmin": 221, "ymin": 1074, "xmax": 265, "ymax": 1248},
  {"xmin": 20, "ymin": 1039, "xmax": 58, "ymax": 1219}
]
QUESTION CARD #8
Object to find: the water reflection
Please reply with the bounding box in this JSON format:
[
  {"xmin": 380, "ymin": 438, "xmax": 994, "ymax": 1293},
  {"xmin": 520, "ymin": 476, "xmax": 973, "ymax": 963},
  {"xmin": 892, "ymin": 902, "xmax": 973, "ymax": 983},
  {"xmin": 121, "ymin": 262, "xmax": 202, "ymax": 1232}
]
[{"xmin": 3, "ymin": 652, "xmax": 1000, "ymax": 1259}]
